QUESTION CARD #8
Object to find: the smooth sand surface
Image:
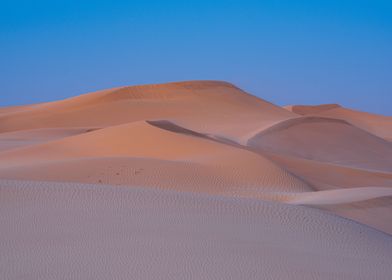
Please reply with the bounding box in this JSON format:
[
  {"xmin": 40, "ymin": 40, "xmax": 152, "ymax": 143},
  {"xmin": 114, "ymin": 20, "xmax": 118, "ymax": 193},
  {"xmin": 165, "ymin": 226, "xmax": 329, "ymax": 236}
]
[
  {"xmin": 0, "ymin": 127, "xmax": 96, "ymax": 152},
  {"xmin": 1, "ymin": 81, "xmax": 392, "ymax": 279},
  {"xmin": 247, "ymin": 116, "xmax": 392, "ymax": 172},
  {"xmin": 0, "ymin": 81, "xmax": 295, "ymax": 143},
  {"xmin": 0, "ymin": 121, "xmax": 311, "ymax": 195},
  {"xmin": 1, "ymin": 180, "xmax": 392, "ymax": 280},
  {"xmin": 286, "ymin": 104, "xmax": 392, "ymax": 141}
]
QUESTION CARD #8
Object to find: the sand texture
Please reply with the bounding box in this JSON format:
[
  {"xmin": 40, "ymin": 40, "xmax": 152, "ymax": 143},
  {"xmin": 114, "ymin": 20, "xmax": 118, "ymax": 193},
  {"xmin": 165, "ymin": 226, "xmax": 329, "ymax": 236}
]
[{"xmin": 1, "ymin": 81, "xmax": 392, "ymax": 279}]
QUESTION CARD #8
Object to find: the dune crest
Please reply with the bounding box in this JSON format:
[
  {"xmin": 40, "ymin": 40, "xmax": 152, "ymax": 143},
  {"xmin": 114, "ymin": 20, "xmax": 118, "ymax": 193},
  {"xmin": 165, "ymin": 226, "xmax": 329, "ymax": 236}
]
[
  {"xmin": 0, "ymin": 81, "xmax": 296, "ymax": 144},
  {"xmin": 286, "ymin": 187, "xmax": 392, "ymax": 205}
]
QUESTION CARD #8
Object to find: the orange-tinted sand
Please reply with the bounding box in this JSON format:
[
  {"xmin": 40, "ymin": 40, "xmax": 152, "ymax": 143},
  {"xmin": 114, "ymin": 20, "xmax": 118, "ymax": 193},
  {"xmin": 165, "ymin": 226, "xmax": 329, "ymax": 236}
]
[{"xmin": 1, "ymin": 81, "xmax": 392, "ymax": 279}]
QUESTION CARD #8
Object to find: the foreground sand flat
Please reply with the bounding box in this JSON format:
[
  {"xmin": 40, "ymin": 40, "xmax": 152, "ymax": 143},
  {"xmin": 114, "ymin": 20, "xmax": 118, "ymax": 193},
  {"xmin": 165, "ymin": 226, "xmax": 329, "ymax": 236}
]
[{"xmin": 1, "ymin": 81, "xmax": 392, "ymax": 278}]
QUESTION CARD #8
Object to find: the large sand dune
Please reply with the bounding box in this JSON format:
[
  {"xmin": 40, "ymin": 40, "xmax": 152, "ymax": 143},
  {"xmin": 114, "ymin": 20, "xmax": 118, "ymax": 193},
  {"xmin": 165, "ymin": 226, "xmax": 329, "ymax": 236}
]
[
  {"xmin": 1, "ymin": 180, "xmax": 392, "ymax": 280},
  {"xmin": 0, "ymin": 121, "xmax": 311, "ymax": 195},
  {"xmin": 1, "ymin": 80, "xmax": 392, "ymax": 279},
  {"xmin": 0, "ymin": 81, "xmax": 295, "ymax": 143}
]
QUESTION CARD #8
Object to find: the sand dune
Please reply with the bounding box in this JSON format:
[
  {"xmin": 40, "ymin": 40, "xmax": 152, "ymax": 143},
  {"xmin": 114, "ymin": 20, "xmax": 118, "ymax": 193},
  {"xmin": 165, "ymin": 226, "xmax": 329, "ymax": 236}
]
[
  {"xmin": 0, "ymin": 121, "xmax": 311, "ymax": 194},
  {"xmin": 248, "ymin": 116, "xmax": 392, "ymax": 172},
  {"xmin": 0, "ymin": 127, "xmax": 96, "ymax": 152},
  {"xmin": 320, "ymin": 197, "xmax": 392, "ymax": 237},
  {"xmin": 286, "ymin": 104, "xmax": 392, "ymax": 141},
  {"xmin": 1, "ymin": 81, "xmax": 392, "ymax": 279},
  {"xmin": 263, "ymin": 152, "xmax": 392, "ymax": 190},
  {"xmin": 286, "ymin": 187, "xmax": 392, "ymax": 205},
  {"xmin": 253, "ymin": 151, "xmax": 392, "ymax": 234},
  {"xmin": 0, "ymin": 81, "xmax": 295, "ymax": 143},
  {"xmin": 246, "ymin": 114, "xmax": 392, "ymax": 234},
  {"xmin": 1, "ymin": 180, "xmax": 392, "ymax": 280}
]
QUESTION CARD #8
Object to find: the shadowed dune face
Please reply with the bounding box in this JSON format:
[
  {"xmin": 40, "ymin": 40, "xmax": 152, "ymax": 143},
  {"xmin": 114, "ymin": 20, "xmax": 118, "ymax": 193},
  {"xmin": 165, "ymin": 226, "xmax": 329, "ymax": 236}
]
[
  {"xmin": 247, "ymin": 115, "xmax": 392, "ymax": 234},
  {"xmin": 248, "ymin": 116, "xmax": 392, "ymax": 172},
  {"xmin": 263, "ymin": 152, "xmax": 392, "ymax": 191},
  {"xmin": 1, "ymin": 80, "xmax": 392, "ymax": 279},
  {"xmin": 286, "ymin": 104, "xmax": 392, "ymax": 141},
  {"xmin": 285, "ymin": 104, "xmax": 342, "ymax": 115}
]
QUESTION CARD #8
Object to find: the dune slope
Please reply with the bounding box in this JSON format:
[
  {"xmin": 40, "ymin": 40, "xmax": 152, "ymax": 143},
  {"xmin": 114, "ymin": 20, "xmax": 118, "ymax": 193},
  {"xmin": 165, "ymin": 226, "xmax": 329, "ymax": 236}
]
[
  {"xmin": 0, "ymin": 81, "xmax": 296, "ymax": 143},
  {"xmin": 1, "ymin": 81, "xmax": 392, "ymax": 278},
  {"xmin": 247, "ymin": 116, "xmax": 392, "ymax": 172},
  {"xmin": 286, "ymin": 104, "xmax": 392, "ymax": 141},
  {"xmin": 1, "ymin": 180, "xmax": 392, "ymax": 280},
  {"xmin": 0, "ymin": 120, "xmax": 311, "ymax": 195}
]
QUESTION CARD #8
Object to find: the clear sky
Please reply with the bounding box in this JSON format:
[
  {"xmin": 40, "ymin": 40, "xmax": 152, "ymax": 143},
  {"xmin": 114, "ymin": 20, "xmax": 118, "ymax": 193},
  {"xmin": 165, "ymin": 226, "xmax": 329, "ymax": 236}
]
[{"xmin": 1, "ymin": 0, "xmax": 391, "ymax": 115}]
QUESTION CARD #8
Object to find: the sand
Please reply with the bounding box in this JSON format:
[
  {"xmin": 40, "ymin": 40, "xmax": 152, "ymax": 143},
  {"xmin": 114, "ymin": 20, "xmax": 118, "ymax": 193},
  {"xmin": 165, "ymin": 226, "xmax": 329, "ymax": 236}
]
[
  {"xmin": 2, "ymin": 180, "xmax": 392, "ymax": 280},
  {"xmin": 286, "ymin": 104, "xmax": 392, "ymax": 141},
  {"xmin": 1, "ymin": 80, "xmax": 392, "ymax": 279}
]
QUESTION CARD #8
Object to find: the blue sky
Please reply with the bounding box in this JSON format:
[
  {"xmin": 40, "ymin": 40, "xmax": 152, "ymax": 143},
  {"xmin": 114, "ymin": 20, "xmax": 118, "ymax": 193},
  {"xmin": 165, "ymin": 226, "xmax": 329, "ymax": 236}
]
[{"xmin": 1, "ymin": 0, "xmax": 391, "ymax": 114}]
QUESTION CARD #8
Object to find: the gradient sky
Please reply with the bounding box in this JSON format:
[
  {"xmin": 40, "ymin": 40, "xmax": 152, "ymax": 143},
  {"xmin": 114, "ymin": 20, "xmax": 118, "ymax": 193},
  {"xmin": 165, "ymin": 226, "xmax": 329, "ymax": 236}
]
[{"xmin": 1, "ymin": 0, "xmax": 391, "ymax": 115}]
